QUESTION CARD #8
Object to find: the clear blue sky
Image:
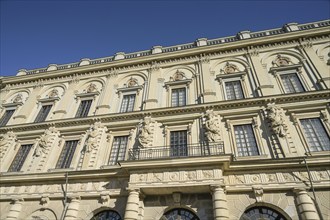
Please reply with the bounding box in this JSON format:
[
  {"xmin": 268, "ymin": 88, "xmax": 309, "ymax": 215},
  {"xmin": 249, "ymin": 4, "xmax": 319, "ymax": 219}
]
[{"xmin": 1, "ymin": 0, "xmax": 329, "ymax": 77}]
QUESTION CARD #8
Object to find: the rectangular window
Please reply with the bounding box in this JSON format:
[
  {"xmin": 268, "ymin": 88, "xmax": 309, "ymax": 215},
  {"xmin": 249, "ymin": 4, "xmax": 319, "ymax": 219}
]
[
  {"xmin": 0, "ymin": 109, "xmax": 15, "ymax": 127},
  {"xmin": 300, "ymin": 118, "xmax": 330, "ymax": 152},
  {"xmin": 108, "ymin": 136, "xmax": 128, "ymax": 165},
  {"xmin": 56, "ymin": 140, "xmax": 78, "ymax": 169},
  {"xmin": 234, "ymin": 124, "xmax": 259, "ymax": 156},
  {"xmin": 34, "ymin": 105, "xmax": 52, "ymax": 123},
  {"xmin": 8, "ymin": 144, "xmax": 32, "ymax": 172},
  {"xmin": 120, "ymin": 94, "xmax": 136, "ymax": 113},
  {"xmin": 171, "ymin": 88, "xmax": 186, "ymax": 107},
  {"xmin": 75, "ymin": 100, "xmax": 92, "ymax": 118},
  {"xmin": 225, "ymin": 81, "xmax": 244, "ymax": 100},
  {"xmin": 280, "ymin": 73, "xmax": 305, "ymax": 93},
  {"xmin": 170, "ymin": 130, "xmax": 188, "ymax": 157}
]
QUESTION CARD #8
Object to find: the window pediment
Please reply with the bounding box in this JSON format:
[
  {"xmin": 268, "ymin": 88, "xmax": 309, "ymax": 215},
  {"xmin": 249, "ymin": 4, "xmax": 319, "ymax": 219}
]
[
  {"xmin": 216, "ymin": 71, "xmax": 246, "ymax": 80},
  {"xmin": 117, "ymin": 85, "xmax": 143, "ymax": 94},
  {"xmin": 269, "ymin": 63, "xmax": 302, "ymax": 74},
  {"xmin": 164, "ymin": 79, "xmax": 192, "ymax": 87}
]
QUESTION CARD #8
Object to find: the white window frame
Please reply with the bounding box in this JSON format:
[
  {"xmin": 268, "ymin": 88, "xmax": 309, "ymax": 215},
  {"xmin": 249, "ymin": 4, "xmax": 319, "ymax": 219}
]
[
  {"xmin": 74, "ymin": 91, "xmax": 100, "ymax": 118},
  {"xmin": 164, "ymin": 79, "xmax": 191, "ymax": 107},
  {"xmin": 269, "ymin": 64, "xmax": 309, "ymax": 94},
  {"xmin": 0, "ymin": 101, "xmax": 23, "ymax": 126},
  {"xmin": 216, "ymin": 71, "xmax": 249, "ymax": 100},
  {"xmin": 117, "ymin": 86, "xmax": 143, "ymax": 113},
  {"xmin": 5, "ymin": 140, "xmax": 34, "ymax": 173}
]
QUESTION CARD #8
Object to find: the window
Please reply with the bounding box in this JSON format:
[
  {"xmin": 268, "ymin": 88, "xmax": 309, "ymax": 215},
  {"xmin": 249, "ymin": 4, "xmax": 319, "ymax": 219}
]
[
  {"xmin": 0, "ymin": 109, "xmax": 15, "ymax": 127},
  {"xmin": 120, "ymin": 94, "xmax": 136, "ymax": 112},
  {"xmin": 75, "ymin": 100, "xmax": 92, "ymax": 118},
  {"xmin": 241, "ymin": 206, "xmax": 287, "ymax": 220},
  {"xmin": 234, "ymin": 124, "xmax": 259, "ymax": 156},
  {"xmin": 280, "ymin": 73, "xmax": 305, "ymax": 93},
  {"xmin": 108, "ymin": 136, "xmax": 128, "ymax": 165},
  {"xmin": 163, "ymin": 208, "xmax": 199, "ymax": 220},
  {"xmin": 171, "ymin": 88, "xmax": 186, "ymax": 107},
  {"xmin": 34, "ymin": 105, "xmax": 52, "ymax": 123},
  {"xmin": 225, "ymin": 81, "xmax": 244, "ymax": 100},
  {"xmin": 170, "ymin": 130, "xmax": 188, "ymax": 157},
  {"xmin": 56, "ymin": 140, "xmax": 78, "ymax": 169},
  {"xmin": 300, "ymin": 118, "xmax": 330, "ymax": 152},
  {"xmin": 8, "ymin": 144, "xmax": 32, "ymax": 172},
  {"xmin": 91, "ymin": 210, "xmax": 122, "ymax": 220}
]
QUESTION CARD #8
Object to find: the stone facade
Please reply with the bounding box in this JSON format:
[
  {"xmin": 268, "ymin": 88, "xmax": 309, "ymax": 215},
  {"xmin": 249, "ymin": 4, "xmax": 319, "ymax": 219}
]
[{"xmin": 0, "ymin": 20, "xmax": 330, "ymax": 220}]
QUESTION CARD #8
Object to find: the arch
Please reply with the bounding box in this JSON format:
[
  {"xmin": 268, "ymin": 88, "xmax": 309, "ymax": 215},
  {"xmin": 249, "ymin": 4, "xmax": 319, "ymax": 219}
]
[
  {"xmin": 25, "ymin": 208, "xmax": 57, "ymax": 220},
  {"xmin": 210, "ymin": 57, "xmax": 250, "ymax": 73},
  {"xmin": 162, "ymin": 65, "xmax": 197, "ymax": 81},
  {"xmin": 88, "ymin": 209, "xmax": 122, "ymax": 220},
  {"xmin": 116, "ymin": 71, "xmax": 148, "ymax": 85},
  {"xmin": 3, "ymin": 89, "xmax": 31, "ymax": 103},
  {"xmin": 261, "ymin": 50, "xmax": 305, "ymax": 70},
  {"xmin": 160, "ymin": 207, "xmax": 200, "ymax": 220},
  {"xmin": 38, "ymin": 83, "xmax": 67, "ymax": 98},
  {"xmin": 240, "ymin": 203, "xmax": 292, "ymax": 220}
]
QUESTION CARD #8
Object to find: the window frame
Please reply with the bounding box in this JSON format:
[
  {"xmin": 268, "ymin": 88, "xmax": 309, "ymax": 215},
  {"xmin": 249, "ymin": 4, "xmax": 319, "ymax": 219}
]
[
  {"xmin": 117, "ymin": 86, "xmax": 143, "ymax": 113},
  {"xmin": 0, "ymin": 108, "xmax": 16, "ymax": 127},
  {"xmin": 108, "ymin": 135, "xmax": 129, "ymax": 165},
  {"xmin": 55, "ymin": 139, "xmax": 79, "ymax": 169},
  {"xmin": 34, "ymin": 104, "xmax": 53, "ymax": 123},
  {"xmin": 119, "ymin": 94, "xmax": 136, "ymax": 113},
  {"xmin": 7, "ymin": 143, "xmax": 33, "ymax": 172},
  {"xmin": 164, "ymin": 79, "xmax": 191, "ymax": 107},
  {"xmin": 75, "ymin": 99, "xmax": 93, "ymax": 118},
  {"xmin": 216, "ymin": 71, "xmax": 249, "ymax": 100}
]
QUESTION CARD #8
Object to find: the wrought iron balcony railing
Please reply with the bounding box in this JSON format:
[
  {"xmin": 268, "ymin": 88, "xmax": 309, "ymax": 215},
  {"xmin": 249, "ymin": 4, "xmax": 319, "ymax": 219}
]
[{"xmin": 128, "ymin": 142, "xmax": 224, "ymax": 161}]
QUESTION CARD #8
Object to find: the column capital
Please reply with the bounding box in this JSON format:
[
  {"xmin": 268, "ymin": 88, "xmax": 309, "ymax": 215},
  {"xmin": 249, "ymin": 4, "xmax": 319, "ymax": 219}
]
[
  {"xmin": 68, "ymin": 194, "xmax": 81, "ymax": 202},
  {"xmin": 293, "ymin": 187, "xmax": 309, "ymax": 194},
  {"xmin": 127, "ymin": 187, "xmax": 141, "ymax": 194},
  {"xmin": 210, "ymin": 184, "xmax": 226, "ymax": 192},
  {"xmin": 11, "ymin": 197, "xmax": 24, "ymax": 204}
]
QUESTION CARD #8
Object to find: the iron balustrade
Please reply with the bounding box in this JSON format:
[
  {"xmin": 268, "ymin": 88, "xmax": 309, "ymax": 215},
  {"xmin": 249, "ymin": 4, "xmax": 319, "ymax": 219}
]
[{"xmin": 128, "ymin": 142, "xmax": 224, "ymax": 161}]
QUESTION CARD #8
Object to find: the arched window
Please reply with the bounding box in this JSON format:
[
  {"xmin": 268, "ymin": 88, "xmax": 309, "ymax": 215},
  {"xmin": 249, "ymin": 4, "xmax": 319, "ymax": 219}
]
[
  {"xmin": 161, "ymin": 208, "xmax": 199, "ymax": 220},
  {"xmin": 91, "ymin": 210, "xmax": 122, "ymax": 220},
  {"xmin": 240, "ymin": 206, "xmax": 288, "ymax": 220}
]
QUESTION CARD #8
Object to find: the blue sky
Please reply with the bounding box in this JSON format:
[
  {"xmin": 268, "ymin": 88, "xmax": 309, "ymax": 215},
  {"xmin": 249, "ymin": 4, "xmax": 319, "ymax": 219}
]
[{"xmin": 1, "ymin": 0, "xmax": 329, "ymax": 77}]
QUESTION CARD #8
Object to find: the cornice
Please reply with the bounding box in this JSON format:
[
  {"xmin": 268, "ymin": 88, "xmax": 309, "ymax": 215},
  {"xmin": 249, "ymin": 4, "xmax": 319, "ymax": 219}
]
[
  {"xmin": 0, "ymin": 90, "xmax": 328, "ymax": 134},
  {"xmin": 1, "ymin": 25, "xmax": 329, "ymax": 87}
]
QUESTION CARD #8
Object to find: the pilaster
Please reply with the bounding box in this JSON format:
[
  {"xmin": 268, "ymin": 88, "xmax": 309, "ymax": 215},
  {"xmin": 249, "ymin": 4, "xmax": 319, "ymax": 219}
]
[
  {"xmin": 210, "ymin": 184, "xmax": 229, "ymax": 220},
  {"xmin": 6, "ymin": 198, "xmax": 24, "ymax": 219},
  {"xmin": 64, "ymin": 195, "xmax": 81, "ymax": 220},
  {"xmin": 293, "ymin": 187, "xmax": 320, "ymax": 220},
  {"xmin": 124, "ymin": 188, "xmax": 140, "ymax": 220}
]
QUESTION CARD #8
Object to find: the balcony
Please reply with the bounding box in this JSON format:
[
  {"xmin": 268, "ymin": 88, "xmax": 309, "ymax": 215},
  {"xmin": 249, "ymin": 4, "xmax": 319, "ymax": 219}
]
[{"xmin": 128, "ymin": 142, "xmax": 224, "ymax": 161}]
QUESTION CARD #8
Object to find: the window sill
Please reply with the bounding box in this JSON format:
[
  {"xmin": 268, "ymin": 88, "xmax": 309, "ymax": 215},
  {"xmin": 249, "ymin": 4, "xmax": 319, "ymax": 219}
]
[
  {"xmin": 307, "ymin": 150, "xmax": 330, "ymax": 157},
  {"xmin": 1, "ymin": 171, "xmax": 24, "ymax": 176},
  {"xmin": 48, "ymin": 168, "xmax": 75, "ymax": 172},
  {"xmin": 234, "ymin": 154, "xmax": 268, "ymax": 161},
  {"xmin": 100, "ymin": 164, "xmax": 121, "ymax": 169}
]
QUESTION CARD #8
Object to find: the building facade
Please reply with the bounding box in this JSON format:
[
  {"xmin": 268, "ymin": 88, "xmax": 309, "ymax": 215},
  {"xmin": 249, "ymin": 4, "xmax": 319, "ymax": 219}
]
[{"xmin": 0, "ymin": 20, "xmax": 329, "ymax": 220}]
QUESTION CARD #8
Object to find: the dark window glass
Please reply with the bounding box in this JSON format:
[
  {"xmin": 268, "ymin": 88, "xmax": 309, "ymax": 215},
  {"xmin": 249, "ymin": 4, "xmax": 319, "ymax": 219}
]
[
  {"xmin": 0, "ymin": 109, "xmax": 15, "ymax": 127},
  {"xmin": 225, "ymin": 81, "xmax": 244, "ymax": 100},
  {"xmin": 171, "ymin": 88, "xmax": 186, "ymax": 107},
  {"xmin": 56, "ymin": 140, "xmax": 78, "ymax": 169},
  {"xmin": 75, "ymin": 100, "xmax": 92, "ymax": 118},
  {"xmin": 8, "ymin": 144, "xmax": 32, "ymax": 172},
  {"xmin": 34, "ymin": 105, "xmax": 52, "ymax": 123},
  {"xmin": 234, "ymin": 124, "xmax": 259, "ymax": 156},
  {"xmin": 280, "ymin": 73, "xmax": 304, "ymax": 93},
  {"xmin": 91, "ymin": 210, "xmax": 122, "ymax": 220},
  {"xmin": 300, "ymin": 118, "xmax": 330, "ymax": 152},
  {"xmin": 170, "ymin": 130, "xmax": 187, "ymax": 157},
  {"xmin": 163, "ymin": 208, "xmax": 200, "ymax": 220},
  {"xmin": 120, "ymin": 95, "xmax": 136, "ymax": 112},
  {"xmin": 241, "ymin": 206, "xmax": 287, "ymax": 220},
  {"xmin": 108, "ymin": 136, "xmax": 128, "ymax": 165}
]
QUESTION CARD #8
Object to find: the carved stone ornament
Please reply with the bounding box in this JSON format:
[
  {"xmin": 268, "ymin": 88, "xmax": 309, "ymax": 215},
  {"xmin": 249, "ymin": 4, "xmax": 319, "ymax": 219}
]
[
  {"xmin": 34, "ymin": 127, "xmax": 59, "ymax": 157},
  {"xmin": 138, "ymin": 116, "xmax": 153, "ymax": 148},
  {"xmin": 0, "ymin": 131, "xmax": 17, "ymax": 159},
  {"xmin": 12, "ymin": 93, "xmax": 23, "ymax": 103},
  {"xmin": 127, "ymin": 77, "xmax": 139, "ymax": 87},
  {"xmin": 48, "ymin": 88, "xmax": 59, "ymax": 98},
  {"xmin": 204, "ymin": 109, "xmax": 222, "ymax": 142},
  {"xmin": 100, "ymin": 193, "xmax": 110, "ymax": 206},
  {"xmin": 272, "ymin": 54, "xmax": 292, "ymax": 67},
  {"xmin": 40, "ymin": 196, "xmax": 50, "ymax": 207},
  {"xmin": 170, "ymin": 70, "xmax": 186, "ymax": 81},
  {"xmin": 253, "ymin": 186, "xmax": 264, "ymax": 203},
  {"xmin": 85, "ymin": 122, "xmax": 103, "ymax": 152},
  {"xmin": 266, "ymin": 103, "xmax": 287, "ymax": 137},
  {"xmin": 172, "ymin": 192, "xmax": 181, "ymax": 205},
  {"xmin": 86, "ymin": 83, "xmax": 98, "ymax": 93},
  {"xmin": 223, "ymin": 62, "xmax": 239, "ymax": 74}
]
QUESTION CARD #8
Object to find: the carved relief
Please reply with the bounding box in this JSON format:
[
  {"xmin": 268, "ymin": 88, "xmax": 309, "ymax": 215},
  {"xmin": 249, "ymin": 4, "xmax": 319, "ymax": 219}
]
[
  {"xmin": 48, "ymin": 88, "xmax": 59, "ymax": 98},
  {"xmin": 0, "ymin": 131, "xmax": 17, "ymax": 160},
  {"xmin": 84, "ymin": 122, "xmax": 104, "ymax": 153},
  {"xmin": 12, "ymin": 93, "xmax": 23, "ymax": 103},
  {"xmin": 266, "ymin": 103, "xmax": 287, "ymax": 137},
  {"xmin": 222, "ymin": 62, "xmax": 239, "ymax": 74},
  {"xmin": 253, "ymin": 186, "xmax": 264, "ymax": 203},
  {"xmin": 34, "ymin": 127, "xmax": 60, "ymax": 157},
  {"xmin": 138, "ymin": 116, "xmax": 153, "ymax": 148},
  {"xmin": 127, "ymin": 77, "xmax": 139, "ymax": 87},
  {"xmin": 170, "ymin": 70, "xmax": 186, "ymax": 81},
  {"xmin": 86, "ymin": 83, "xmax": 98, "ymax": 93},
  {"xmin": 204, "ymin": 109, "xmax": 222, "ymax": 142},
  {"xmin": 272, "ymin": 54, "xmax": 292, "ymax": 67}
]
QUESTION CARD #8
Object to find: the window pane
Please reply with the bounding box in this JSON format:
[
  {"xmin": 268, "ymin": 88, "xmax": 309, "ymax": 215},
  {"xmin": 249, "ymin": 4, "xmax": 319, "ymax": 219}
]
[
  {"xmin": 172, "ymin": 88, "xmax": 186, "ymax": 107},
  {"xmin": 108, "ymin": 136, "xmax": 128, "ymax": 165},
  {"xmin": 56, "ymin": 140, "xmax": 78, "ymax": 169},
  {"xmin": 300, "ymin": 118, "xmax": 330, "ymax": 151},
  {"xmin": 75, "ymin": 100, "xmax": 92, "ymax": 118},
  {"xmin": 8, "ymin": 144, "xmax": 32, "ymax": 172},
  {"xmin": 280, "ymin": 73, "xmax": 304, "ymax": 93},
  {"xmin": 170, "ymin": 130, "xmax": 187, "ymax": 157},
  {"xmin": 0, "ymin": 109, "xmax": 15, "ymax": 127},
  {"xmin": 34, "ymin": 105, "xmax": 52, "ymax": 123},
  {"xmin": 234, "ymin": 124, "xmax": 259, "ymax": 156},
  {"xmin": 225, "ymin": 81, "xmax": 244, "ymax": 100},
  {"xmin": 120, "ymin": 95, "xmax": 136, "ymax": 112}
]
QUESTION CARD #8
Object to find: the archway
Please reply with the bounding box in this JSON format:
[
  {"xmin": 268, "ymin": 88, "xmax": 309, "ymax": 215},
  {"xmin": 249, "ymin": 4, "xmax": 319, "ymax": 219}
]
[
  {"xmin": 161, "ymin": 208, "xmax": 200, "ymax": 220},
  {"xmin": 240, "ymin": 206, "xmax": 289, "ymax": 220},
  {"xmin": 90, "ymin": 210, "xmax": 122, "ymax": 220}
]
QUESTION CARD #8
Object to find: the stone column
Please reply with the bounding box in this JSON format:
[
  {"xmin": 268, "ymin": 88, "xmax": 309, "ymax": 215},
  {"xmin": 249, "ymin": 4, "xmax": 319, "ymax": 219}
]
[
  {"xmin": 64, "ymin": 196, "xmax": 81, "ymax": 220},
  {"xmin": 210, "ymin": 184, "xmax": 229, "ymax": 220},
  {"xmin": 6, "ymin": 198, "xmax": 24, "ymax": 219},
  {"xmin": 124, "ymin": 188, "xmax": 140, "ymax": 220},
  {"xmin": 293, "ymin": 187, "xmax": 320, "ymax": 220}
]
